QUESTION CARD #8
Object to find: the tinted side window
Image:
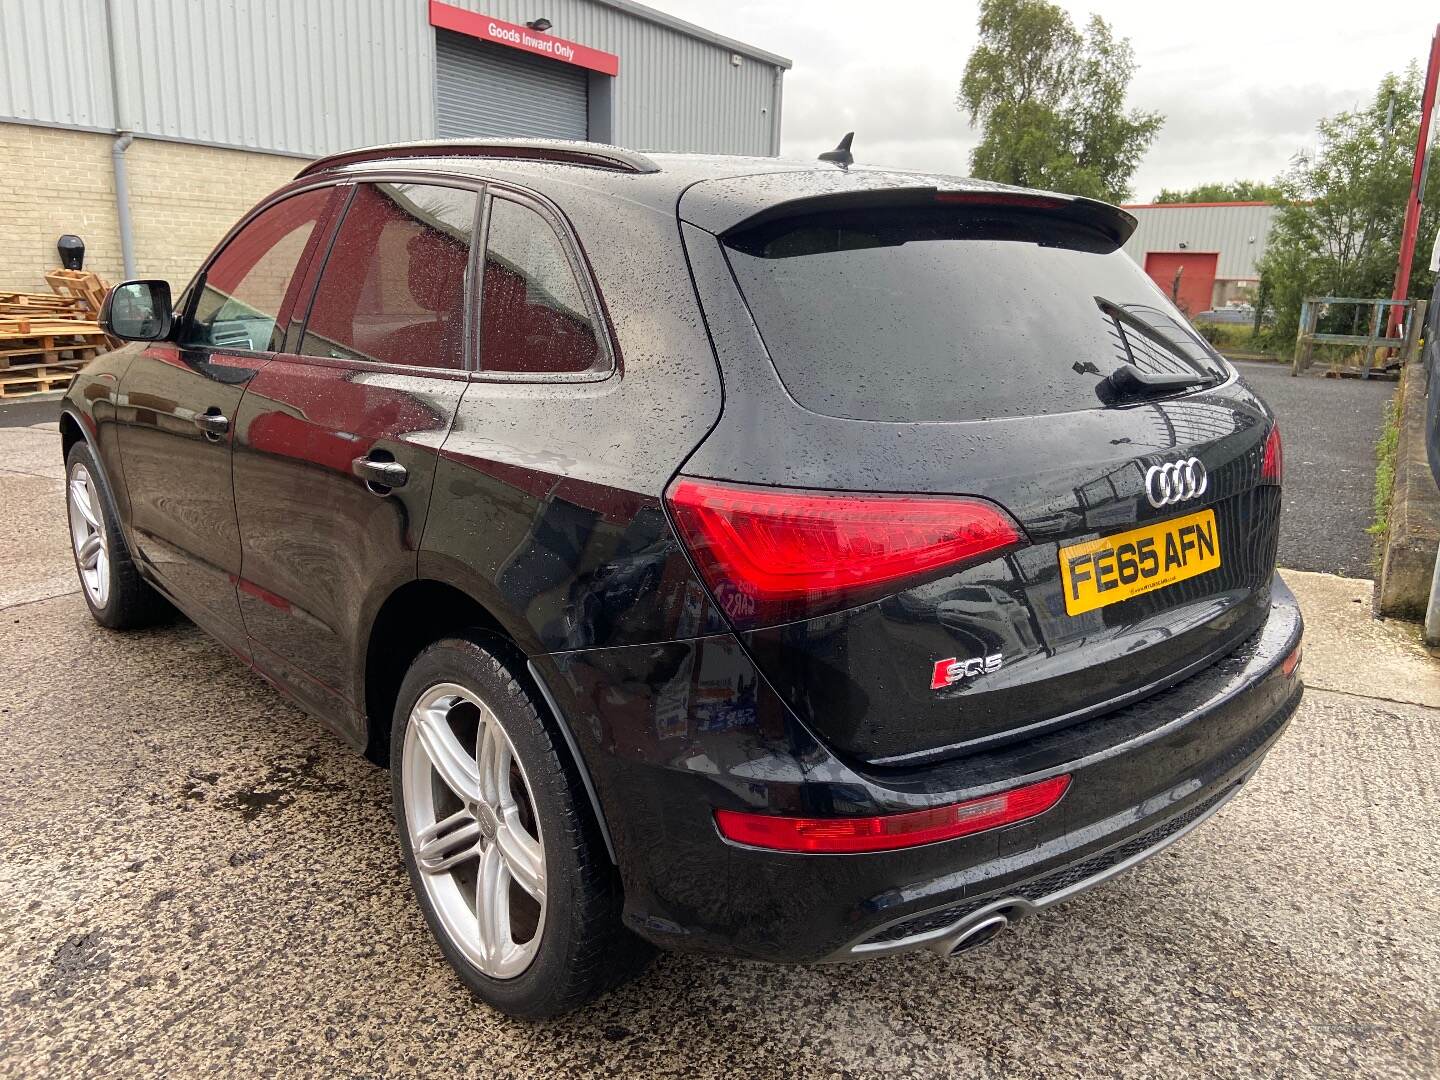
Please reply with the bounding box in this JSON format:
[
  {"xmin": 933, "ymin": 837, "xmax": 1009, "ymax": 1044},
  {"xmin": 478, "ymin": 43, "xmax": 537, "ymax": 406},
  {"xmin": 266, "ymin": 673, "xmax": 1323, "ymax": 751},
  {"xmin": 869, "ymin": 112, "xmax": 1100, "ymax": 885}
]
[
  {"xmin": 481, "ymin": 198, "xmax": 601, "ymax": 374},
  {"xmin": 184, "ymin": 188, "xmax": 333, "ymax": 352},
  {"xmin": 301, "ymin": 183, "xmax": 477, "ymax": 369}
]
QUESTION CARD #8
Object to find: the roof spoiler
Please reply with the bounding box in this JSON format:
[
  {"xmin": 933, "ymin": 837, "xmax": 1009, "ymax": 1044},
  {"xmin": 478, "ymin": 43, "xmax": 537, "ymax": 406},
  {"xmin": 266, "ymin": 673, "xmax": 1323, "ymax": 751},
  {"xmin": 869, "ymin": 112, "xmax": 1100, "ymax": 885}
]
[
  {"xmin": 706, "ymin": 187, "xmax": 1138, "ymax": 247},
  {"xmin": 297, "ymin": 139, "xmax": 661, "ymax": 178}
]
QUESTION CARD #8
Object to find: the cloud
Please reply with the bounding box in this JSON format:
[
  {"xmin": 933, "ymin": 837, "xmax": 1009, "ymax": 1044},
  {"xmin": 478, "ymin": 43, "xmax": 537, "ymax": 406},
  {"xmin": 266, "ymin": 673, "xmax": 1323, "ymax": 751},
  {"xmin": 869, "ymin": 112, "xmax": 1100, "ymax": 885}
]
[
  {"xmin": 782, "ymin": 64, "xmax": 978, "ymax": 172},
  {"xmin": 654, "ymin": 0, "xmax": 1437, "ymax": 196}
]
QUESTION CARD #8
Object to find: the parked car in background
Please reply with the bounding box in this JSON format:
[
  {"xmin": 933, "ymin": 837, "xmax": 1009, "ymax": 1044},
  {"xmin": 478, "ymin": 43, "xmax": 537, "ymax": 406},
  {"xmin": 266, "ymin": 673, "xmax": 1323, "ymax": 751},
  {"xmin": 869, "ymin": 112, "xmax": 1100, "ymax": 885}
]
[{"xmin": 61, "ymin": 139, "xmax": 1302, "ymax": 1017}]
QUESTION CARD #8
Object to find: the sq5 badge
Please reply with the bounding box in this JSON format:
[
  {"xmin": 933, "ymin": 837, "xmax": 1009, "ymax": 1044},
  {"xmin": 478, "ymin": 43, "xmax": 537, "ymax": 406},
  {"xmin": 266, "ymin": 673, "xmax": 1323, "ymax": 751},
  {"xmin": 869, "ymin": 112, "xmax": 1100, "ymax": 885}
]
[{"xmin": 930, "ymin": 652, "xmax": 1003, "ymax": 690}]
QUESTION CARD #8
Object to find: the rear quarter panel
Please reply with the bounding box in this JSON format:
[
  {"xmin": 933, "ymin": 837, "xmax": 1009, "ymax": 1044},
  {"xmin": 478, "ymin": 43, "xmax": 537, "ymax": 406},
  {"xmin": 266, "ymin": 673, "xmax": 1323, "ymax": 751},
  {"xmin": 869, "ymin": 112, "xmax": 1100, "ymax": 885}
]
[{"xmin": 419, "ymin": 179, "xmax": 729, "ymax": 652}]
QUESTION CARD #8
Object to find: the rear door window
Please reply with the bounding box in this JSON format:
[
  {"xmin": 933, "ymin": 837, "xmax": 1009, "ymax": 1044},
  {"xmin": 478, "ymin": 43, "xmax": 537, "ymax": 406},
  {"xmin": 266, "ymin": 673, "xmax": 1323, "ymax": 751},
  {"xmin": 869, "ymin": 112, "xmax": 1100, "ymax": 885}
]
[
  {"xmin": 184, "ymin": 188, "xmax": 334, "ymax": 353},
  {"xmin": 301, "ymin": 182, "xmax": 477, "ymax": 369},
  {"xmin": 723, "ymin": 206, "xmax": 1226, "ymax": 422},
  {"xmin": 479, "ymin": 197, "xmax": 603, "ymax": 375}
]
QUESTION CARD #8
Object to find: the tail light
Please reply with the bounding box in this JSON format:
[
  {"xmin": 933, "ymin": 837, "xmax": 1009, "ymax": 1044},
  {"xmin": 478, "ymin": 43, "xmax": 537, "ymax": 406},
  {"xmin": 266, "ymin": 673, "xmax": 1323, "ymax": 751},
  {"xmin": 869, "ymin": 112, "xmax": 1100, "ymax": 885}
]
[
  {"xmin": 714, "ymin": 774, "xmax": 1071, "ymax": 854},
  {"xmin": 665, "ymin": 476, "xmax": 1025, "ymax": 630},
  {"xmin": 1261, "ymin": 423, "xmax": 1282, "ymax": 485}
]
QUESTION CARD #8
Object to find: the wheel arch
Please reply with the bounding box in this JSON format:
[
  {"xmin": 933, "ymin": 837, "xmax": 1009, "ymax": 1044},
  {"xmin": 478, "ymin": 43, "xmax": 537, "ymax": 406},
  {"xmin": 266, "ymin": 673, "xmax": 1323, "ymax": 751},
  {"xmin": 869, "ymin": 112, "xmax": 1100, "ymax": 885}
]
[
  {"xmin": 59, "ymin": 408, "xmax": 87, "ymax": 459},
  {"xmin": 360, "ymin": 577, "xmax": 617, "ymax": 863}
]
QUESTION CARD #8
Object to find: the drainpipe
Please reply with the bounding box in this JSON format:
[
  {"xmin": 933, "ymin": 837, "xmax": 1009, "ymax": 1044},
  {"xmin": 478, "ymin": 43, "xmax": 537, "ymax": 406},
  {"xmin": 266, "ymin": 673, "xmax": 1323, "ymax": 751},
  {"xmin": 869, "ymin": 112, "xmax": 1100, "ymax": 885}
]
[
  {"xmin": 769, "ymin": 67, "xmax": 784, "ymax": 157},
  {"xmin": 111, "ymin": 133, "xmax": 136, "ymax": 279},
  {"xmin": 104, "ymin": 0, "xmax": 136, "ymax": 279}
]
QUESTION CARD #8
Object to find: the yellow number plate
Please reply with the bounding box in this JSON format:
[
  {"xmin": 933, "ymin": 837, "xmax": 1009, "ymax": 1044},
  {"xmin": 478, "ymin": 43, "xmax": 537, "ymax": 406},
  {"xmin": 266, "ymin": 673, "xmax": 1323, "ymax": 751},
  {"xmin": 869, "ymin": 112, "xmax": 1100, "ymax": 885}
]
[{"xmin": 1058, "ymin": 509, "xmax": 1221, "ymax": 616}]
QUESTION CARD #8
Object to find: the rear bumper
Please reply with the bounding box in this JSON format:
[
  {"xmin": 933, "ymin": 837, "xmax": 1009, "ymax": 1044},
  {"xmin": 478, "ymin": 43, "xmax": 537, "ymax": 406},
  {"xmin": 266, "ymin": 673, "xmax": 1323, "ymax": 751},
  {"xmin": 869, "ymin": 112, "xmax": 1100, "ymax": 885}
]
[
  {"xmin": 834, "ymin": 765, "xmax": 1255, "ymax": 959},
  {"xmin": 537, "ymin": 574, "xmax": 1303, "ymax": 964}
]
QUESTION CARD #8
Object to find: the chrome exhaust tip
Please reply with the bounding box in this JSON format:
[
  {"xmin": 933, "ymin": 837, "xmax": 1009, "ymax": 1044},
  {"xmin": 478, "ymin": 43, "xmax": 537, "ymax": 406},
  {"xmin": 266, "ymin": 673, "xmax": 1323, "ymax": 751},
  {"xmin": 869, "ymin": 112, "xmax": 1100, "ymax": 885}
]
[{"xmin": 938, "ymin": 913, "xmax": 1010, "ymax": 956}]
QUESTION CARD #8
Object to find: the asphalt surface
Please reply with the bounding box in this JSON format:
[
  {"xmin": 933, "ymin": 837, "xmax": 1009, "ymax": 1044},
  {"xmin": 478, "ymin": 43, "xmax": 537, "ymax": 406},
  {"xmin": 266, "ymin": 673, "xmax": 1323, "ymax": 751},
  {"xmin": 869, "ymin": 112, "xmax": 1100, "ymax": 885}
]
[
  {"xmin": 1233, "ymin": 361, "xmax": 1395, "ymax": 578},
  {"xmin": 3, "ymin": 418, "xmax": 1437, "ymax": 1078}
]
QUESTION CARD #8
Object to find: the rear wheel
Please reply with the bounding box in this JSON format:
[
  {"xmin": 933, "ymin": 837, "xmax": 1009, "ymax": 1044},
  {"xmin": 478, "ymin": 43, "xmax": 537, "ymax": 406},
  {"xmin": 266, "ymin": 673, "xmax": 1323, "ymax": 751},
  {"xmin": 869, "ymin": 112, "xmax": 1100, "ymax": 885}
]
[
  {"xmin": 390, "ymin": 637, "xmax": 648, "ymax": 1016},
  {"xmin": 64, "ymin": 441, "xmax": 170, "ymax": 629}
]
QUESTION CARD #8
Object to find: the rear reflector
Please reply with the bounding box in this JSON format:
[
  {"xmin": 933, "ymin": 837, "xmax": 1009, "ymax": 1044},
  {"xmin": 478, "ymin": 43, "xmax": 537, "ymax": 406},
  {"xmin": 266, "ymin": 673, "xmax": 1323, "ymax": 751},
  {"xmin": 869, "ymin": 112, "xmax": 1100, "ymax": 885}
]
[
  {"xmin": 665, "ymin": 476, "xmax": 1025, "ymax": 630},
  {"xmin": 1261, "ymin": 424, "xmax": 1283, "ymax": 485},
  {"xmin": 714, "ymin": 775, "xmax": 1071, "ymax": 854},
  {"xmin": 1282, "ymin": 645, "xmax": 1302, "ymax": 678}
]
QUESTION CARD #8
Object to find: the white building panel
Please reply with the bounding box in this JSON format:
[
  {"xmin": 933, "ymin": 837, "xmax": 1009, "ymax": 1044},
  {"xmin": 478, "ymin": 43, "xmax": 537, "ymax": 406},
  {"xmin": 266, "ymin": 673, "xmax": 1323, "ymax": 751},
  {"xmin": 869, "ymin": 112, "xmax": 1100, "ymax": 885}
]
[{"xmin": 1122, "ymin": 204, "xmax": 1279, "ymax": 280}]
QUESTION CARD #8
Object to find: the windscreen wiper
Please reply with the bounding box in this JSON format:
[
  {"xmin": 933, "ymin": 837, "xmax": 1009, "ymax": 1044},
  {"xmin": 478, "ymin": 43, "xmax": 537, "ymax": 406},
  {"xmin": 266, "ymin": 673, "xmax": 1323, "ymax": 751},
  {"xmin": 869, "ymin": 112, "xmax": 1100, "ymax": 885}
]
[{"xmin": 1100, "ymin": 363, "xmax": 1211, "ymax": 401}]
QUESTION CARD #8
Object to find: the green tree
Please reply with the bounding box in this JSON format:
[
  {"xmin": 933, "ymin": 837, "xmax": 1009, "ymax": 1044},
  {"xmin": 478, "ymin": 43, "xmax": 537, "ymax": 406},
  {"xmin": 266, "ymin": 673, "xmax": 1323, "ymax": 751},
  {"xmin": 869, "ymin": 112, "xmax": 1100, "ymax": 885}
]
[
  {"xmin": 1152, "ymin": 180, "xmax": 1285, "ymax": 204},
  {"xmin": 958, "ymin": 0, "xmax": 1163, "ymax": 202},
  {"xmin": 1258, "ymin": 65, "xmax": 1440, "ymax": 344}
]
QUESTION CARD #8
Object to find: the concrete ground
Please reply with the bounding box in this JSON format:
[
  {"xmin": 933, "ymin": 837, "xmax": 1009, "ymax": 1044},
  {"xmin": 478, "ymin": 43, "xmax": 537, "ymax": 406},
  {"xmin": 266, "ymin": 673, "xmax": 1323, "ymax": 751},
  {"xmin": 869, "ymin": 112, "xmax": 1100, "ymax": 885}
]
[
  {"xmin": 1233, "ymin": 361, "xmax": 1395, "ymax": 578},
  {"xmin": 2, "ymin": 411, "xmax": 1437, "ymax": 1079}
]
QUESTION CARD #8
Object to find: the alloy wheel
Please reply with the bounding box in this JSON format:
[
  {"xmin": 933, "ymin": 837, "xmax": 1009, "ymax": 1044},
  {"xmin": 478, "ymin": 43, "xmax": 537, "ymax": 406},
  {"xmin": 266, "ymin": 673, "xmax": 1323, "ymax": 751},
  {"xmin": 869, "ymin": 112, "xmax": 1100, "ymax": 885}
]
[
  {"xmin": 67, "ymin": 463, "xmax": 109, "ymax": 608},
  {"xmin": 403, "ymin": 682, "xmax": 547, "ymax": 979}
]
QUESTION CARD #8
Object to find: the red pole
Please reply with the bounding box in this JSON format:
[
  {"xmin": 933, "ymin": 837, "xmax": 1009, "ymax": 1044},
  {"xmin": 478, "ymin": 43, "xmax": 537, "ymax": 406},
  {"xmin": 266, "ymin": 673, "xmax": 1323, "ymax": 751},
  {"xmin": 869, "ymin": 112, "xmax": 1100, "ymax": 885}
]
[{"xmin": 1389, "ymin": 24, "xmax": 1440, "ymax": 334}]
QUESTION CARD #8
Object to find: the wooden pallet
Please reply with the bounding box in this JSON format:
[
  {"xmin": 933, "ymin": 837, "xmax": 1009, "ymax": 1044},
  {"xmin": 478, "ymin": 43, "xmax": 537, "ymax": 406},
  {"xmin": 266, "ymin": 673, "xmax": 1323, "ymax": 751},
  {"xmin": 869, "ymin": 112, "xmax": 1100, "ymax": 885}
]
[
  {"xmin": 0, "ymin": 291, "xmax": 86, "ymax": 317},
  {"xmin": 0, "ymin": 342, "xmax": 102, "ymax": 369},
  {"xmin": 0, "ymin": 319, "xmax": 108, "ymax": 369},
  {"xmin": 44, "ymin": 269, "xmax": 109, "ymax": 316},
  {"xmin": 43, "ymin": 270, "xmax": 119, "ymax": 348},
  {"xmin": 0, "ymin": 364, "xmax": 77, "ymax": 398}
]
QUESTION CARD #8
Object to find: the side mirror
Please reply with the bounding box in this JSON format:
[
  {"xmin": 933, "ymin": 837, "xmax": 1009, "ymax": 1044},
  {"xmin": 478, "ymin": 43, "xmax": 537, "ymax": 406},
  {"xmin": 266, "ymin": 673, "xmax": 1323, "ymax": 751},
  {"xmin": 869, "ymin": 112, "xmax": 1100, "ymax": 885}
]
[{"xmin": 100, "ymin": 279, "xmax": 173, "ymax": 342}]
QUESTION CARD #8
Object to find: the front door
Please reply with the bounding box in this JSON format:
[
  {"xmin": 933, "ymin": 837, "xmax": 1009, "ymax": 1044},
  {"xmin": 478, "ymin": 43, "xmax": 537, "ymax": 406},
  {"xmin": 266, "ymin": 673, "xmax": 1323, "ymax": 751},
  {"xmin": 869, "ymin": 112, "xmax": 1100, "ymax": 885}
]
[
  {"xmin": 116, "ymin": 187, "xmax": 339, "ymax": 654},
  {"xmin": 231, "ymin": 181, "xmax": 477, "ymax": 732}
]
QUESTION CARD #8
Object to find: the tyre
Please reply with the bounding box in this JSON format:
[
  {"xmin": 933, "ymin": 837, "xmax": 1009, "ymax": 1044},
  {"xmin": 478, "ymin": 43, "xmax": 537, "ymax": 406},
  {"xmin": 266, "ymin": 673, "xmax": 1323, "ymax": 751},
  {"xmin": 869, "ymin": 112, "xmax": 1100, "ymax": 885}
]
[
  {"xmin": 390, "ymin": 637, "xmax": 649, "ymax": 1017},
  {"xmin": 64, "ymin": 440, "xmax": 171, "ymax": 630}
]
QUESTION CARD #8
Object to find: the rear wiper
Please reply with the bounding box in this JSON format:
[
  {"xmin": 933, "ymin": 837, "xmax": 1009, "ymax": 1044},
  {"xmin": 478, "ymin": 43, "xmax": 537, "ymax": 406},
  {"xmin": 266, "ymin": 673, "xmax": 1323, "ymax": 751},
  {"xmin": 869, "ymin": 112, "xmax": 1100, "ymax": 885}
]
[{"xmin": 1099, "ymin": 363, "xmax": 1210, "ymax": 403}]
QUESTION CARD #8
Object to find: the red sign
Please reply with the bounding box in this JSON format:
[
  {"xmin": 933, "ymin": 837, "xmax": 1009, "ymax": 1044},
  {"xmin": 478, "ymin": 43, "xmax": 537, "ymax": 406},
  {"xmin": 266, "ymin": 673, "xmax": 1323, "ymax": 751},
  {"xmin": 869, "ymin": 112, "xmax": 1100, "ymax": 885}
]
[{"xmin": 429, "ymin": 1, "xmax": 620, "ymax": 76}]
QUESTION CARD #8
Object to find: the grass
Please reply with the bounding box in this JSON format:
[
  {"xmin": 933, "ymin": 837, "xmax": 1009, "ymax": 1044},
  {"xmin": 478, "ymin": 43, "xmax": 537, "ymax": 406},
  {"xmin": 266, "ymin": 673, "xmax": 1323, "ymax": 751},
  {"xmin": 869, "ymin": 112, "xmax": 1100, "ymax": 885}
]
[
  {"xmin": 1368, "ymin": 391, "xmax": 1403, "ymax": 572},
  {"xmin": 1194, "ymin": 322, "xmax": 1282, "ymax": 358}
]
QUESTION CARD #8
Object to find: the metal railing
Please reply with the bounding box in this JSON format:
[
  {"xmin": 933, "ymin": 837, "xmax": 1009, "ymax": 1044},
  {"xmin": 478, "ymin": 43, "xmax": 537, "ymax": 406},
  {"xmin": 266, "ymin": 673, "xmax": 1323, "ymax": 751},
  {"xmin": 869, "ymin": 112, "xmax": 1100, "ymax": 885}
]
[{"xmin": 1291, "ymin": 297, "xmax": 1424, "ymax": 377}]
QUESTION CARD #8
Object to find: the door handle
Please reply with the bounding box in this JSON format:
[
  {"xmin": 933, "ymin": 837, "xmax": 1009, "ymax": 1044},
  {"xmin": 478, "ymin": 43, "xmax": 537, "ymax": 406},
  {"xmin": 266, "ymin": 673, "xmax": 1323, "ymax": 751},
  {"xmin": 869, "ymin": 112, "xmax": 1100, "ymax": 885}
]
[
  {"xmin": 194, "ymin": 409, "xmax": 229, "ymax": 439},
  {"xmin": 353, "ymin": 455, "xmax": 408, "ymax": 492}
]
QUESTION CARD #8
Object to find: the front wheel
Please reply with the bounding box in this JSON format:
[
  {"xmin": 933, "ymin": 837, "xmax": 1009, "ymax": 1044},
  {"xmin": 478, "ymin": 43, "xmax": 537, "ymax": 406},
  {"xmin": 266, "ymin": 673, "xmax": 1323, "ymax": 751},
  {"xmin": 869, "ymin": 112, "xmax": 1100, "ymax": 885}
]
[
  {"xmin": 390, "ymin": 637, "xmax": 649, "ymax": 1016},
  {"xmin": 64, "ymin": 441, "xmax": 170, "ymax": 629}
]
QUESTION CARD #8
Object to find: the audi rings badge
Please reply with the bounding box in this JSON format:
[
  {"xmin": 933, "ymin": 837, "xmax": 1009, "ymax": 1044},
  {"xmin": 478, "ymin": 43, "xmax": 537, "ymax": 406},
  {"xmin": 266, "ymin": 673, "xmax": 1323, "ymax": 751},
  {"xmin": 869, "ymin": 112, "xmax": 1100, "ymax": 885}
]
[{"xmin": 1144, "ymin": 458, "xmax": 1208, "ymax": 508}]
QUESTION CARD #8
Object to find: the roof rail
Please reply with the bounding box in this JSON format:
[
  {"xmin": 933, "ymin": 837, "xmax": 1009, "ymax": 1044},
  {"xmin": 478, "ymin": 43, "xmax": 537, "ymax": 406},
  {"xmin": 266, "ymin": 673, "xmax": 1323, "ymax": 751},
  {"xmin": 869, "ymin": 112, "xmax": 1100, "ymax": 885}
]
[{"xmin": 296, "ymin": 139, "xmax": 661, "ymax": 179}]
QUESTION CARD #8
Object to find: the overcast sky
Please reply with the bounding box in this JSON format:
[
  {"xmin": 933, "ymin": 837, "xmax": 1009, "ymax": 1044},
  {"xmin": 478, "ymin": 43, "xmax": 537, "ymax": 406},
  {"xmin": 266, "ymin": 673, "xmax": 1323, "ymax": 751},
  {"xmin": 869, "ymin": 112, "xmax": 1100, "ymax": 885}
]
[{"xmin": 657, "ymin": 0, "xmax": 1438, "ymax": 202}]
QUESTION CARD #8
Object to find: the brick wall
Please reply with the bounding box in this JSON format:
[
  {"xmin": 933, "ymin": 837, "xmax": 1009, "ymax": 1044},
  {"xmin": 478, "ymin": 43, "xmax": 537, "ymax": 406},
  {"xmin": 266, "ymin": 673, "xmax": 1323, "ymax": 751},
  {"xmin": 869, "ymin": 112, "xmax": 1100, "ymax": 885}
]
[{"xmin": 0, "ymin": 122, "xmax": 308, "ymax": 293}]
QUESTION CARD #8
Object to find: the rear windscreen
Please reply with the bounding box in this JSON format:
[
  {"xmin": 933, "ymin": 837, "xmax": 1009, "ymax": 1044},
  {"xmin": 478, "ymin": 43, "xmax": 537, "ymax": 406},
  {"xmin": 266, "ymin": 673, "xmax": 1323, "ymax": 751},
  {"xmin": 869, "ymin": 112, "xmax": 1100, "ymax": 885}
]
[{"xmin": 723, "ymin": 206, "xmax": 1226, "ymax": 422}]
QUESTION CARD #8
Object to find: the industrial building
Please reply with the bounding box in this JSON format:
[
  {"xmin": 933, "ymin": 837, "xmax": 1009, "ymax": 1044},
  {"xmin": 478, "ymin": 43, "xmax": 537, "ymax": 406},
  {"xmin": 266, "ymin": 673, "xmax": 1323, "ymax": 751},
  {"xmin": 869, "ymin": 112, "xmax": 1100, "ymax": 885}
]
[
  {"xmin": 1121, "ymin": 202, "xmax": 1280, "ymax": 316},
  {"xmin": 0, "ymin": 0, "xmax": 790, "ymax": 290}
]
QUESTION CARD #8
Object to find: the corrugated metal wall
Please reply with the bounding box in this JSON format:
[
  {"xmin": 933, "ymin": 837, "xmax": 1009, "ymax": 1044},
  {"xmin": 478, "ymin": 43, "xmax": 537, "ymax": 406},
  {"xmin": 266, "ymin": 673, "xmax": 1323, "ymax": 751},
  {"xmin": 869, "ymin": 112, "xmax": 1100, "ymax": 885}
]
[
  {"xmin": 0, "ymin": 0, "xmax": 785, "ymax": 157},
  {"xmin": 0, "ymin": 0, "xmax": 117, "ymax": 130},
  {"xmin": 423, "ymin": 0, "xmax": 785, "ymax": 154},
  {"xmin": 1122, "ymin": 204, "xmax": 1279, "ymax": 280},
  {"xmin": 112, "ymin": 0, "xmax": 434, "ymax": 155}
]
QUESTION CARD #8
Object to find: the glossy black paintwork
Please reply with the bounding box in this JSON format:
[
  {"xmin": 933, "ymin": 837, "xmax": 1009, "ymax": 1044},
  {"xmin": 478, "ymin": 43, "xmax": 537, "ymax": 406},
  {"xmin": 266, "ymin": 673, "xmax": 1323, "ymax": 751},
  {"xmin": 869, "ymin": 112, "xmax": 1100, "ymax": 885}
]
[
  {"xmin": 680, "ymin": 222, "xmax": 1282, "ymax": 764},
  {"xmin": 113, "ymin": 345, "xmax": 272, "ymax": 658},
  {"xmin": 535, "ymin": 581, "xmax": 1301, "ymax": 960},
  {"xmin": 61, "ymin": 150, "xmax": 1302, "ymax": 966},
  {"xmin": 418, "ymin": 159, "xmax": 731, "ymax": 654},
  {"xmin": 233, "ymin": 359, "xmax": 468, "ymax": 731}
]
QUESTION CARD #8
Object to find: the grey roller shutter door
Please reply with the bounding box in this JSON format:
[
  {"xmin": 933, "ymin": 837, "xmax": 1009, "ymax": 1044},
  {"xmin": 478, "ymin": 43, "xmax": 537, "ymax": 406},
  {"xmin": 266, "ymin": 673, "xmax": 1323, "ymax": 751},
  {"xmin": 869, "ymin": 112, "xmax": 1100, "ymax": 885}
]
[{"xmin": 435, "ymin": 30, "xmax": 588, "ymax": 141}]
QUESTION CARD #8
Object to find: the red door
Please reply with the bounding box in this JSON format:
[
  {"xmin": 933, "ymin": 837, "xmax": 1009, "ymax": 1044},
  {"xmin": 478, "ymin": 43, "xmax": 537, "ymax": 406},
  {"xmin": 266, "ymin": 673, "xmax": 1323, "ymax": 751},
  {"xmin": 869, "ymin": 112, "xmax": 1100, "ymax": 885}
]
[{"xmin": 1144, "ymin": 251, "xmax": 1218, "ymax": 316}]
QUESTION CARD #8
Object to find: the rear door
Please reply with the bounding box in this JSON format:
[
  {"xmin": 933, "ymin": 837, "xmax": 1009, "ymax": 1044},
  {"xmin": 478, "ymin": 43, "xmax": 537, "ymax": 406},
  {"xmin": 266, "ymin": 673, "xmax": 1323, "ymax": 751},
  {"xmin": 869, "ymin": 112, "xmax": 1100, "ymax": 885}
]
[
  {"xmin": 678, "ymin": 192, "xmax": 1281, "ymax": 765},
  {"xmin": 115, "ymin": 187, "xmax": 337, "ymax": 655},
  {"xmin": 231, "ymin": 180, "xmax": 476, "ymax": 729}
]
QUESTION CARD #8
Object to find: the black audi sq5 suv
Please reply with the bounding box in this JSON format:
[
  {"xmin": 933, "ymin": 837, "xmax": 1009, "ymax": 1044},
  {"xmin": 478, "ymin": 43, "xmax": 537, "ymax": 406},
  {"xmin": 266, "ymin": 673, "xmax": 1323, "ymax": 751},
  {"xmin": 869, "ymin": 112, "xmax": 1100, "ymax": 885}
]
[{"xmin": 63, "ymin": 139, "xmax": 1301, "ymax": 1017}]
